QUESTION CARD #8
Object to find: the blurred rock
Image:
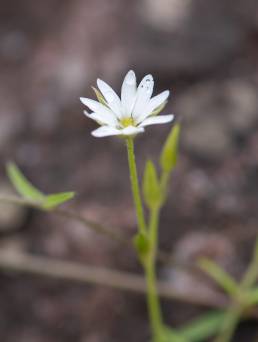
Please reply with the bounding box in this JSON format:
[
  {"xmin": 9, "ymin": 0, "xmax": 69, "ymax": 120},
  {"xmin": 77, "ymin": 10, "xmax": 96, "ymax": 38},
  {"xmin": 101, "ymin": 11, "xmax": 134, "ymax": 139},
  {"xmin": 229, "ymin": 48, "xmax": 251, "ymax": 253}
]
[
  {"xmin": 172, "ymin": 231, "xmax": 237, "ymax": 269},
  {"xmin": 141, "ymin": 0, "xmax": 192, "ymax": 31},
  {"xmin": 234, "ymin": 0, "xmax": 258, "ymax": 31},
  {"xmin": 0, "ymin": 183, "xmax": 28, "ymax": 233},
  {"xmin": 0, "ymin": 89, "xmax": 24, "ymax": 153},
  {"xmin": 135, "ymin": 0, "xmax": 256, "ymax": 74},
  {"xmin": 225, "ymin": 81, "xmax": 258, "ymax": 135},
  {"xmin": 182, "ymin": 115, "xmax": 233, "ymax": 161},
  {"xmin": 0, "ymin": 237, "xmax": 27, "ymax": 257},
  {"xmin": 163, "ymin": 232, "xmax": 240, "ymax": 296},
  {"xmin": 0, "ymin": 30, "xmax": 31, "ymax": 63},
  {"xmin": 176, "ymin": 80, "xmax": 258, "ymax": 161}
]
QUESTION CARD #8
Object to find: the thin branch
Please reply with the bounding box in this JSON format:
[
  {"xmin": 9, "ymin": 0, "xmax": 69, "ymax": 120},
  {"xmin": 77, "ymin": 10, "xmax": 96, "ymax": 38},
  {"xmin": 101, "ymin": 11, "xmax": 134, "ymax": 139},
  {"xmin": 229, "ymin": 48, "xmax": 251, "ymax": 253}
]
[
  {"xmin": 0, "ymin": 249, "xmax": 227, "ymax": 309},
  {"xmin": 54, "ymin": 208, "xmax": 127, "ymax": 243},
  {"xmin": 0, "ymin": 194, "xmax": 173, "ymax": 264},
  {"xmin": 0, "ymin": 195, "xmax": 127, "ymax": 243},
  {"xmin": 0, "ymin": 195, "xmax": 234, "ymax": 274}
]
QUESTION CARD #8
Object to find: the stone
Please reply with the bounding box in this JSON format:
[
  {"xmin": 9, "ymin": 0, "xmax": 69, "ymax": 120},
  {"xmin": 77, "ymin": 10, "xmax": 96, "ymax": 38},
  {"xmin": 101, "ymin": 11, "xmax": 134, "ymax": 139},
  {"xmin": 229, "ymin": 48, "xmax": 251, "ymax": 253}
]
[
  {"xmin": 134, "ymin": 0, "xmax": 253, "ymax": 74},
  {"xmin": 182, "ymin": 115, "xmax": 233, "ymax": 161},
  {"xmin": 175, "ymin": 80, "xmax": 258, "ymax": 161},
  {"xmin": 163, "ymin": 232, "xmax": 240, "ymax": 296},
  {"xmin": 224, "ymin": 81, "xmax": 258, "ymax": 135}
]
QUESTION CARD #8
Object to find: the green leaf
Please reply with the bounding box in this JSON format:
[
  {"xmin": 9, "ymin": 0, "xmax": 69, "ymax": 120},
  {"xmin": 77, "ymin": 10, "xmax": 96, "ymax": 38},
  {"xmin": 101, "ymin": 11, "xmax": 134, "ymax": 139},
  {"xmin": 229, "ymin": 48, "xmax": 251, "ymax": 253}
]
[
  {"xmin": 164, "ymin": 327, "xmax": 187, "ymax": 342},
  {"xmin": 246, "ymin": 290, "xmax": 258, "ymax": 305},
  {"xmin": 165, "ymin": 312, "xmax": 225, "ymax": 342},
  {"xmin": 178, "ymin": 311, "xmax": 225, "ymax": 341},
  {"xmin": 198, "ymin": 258, "xmax": 238, "ymax": 295},
  {"xmin": 6, "ymin": 162, "xmax": 75, "ymax": 210},
  {"xmin": 245, "ymin": 288, "xmax": 258, "ymax": 306},
  {"xmin": 143, "ymin": 160, "xmax": 162, "ymax": 209},
  {"xmin": 6, "ymin": 162, "xmax": 45, "ymax": 201},
  {"xmin": 160, "ymin": 123, "xmax": 180, "ymax": 173},
  {"xmin": 42, "ymin": 192, "xmax": 75, "ymax": 210},
  {"xmin": 253, "ymin": 237, "xmax": 258, "ymax": 261},
  {"xmin": 92, "ymin": 86, "xmax": 108, "ymax": 106}
]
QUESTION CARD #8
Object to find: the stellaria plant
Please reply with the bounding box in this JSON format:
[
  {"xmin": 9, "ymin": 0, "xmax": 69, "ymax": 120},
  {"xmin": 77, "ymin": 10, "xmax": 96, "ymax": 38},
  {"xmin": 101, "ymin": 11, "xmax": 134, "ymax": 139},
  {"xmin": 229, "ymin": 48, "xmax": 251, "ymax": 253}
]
[
  {"xmin": 80, "ymin": 70, "xmax": 179, "ymax": 341},
  {"xmin": 2, "ymin": 70, "xmax": 258, "ymax": 342}
]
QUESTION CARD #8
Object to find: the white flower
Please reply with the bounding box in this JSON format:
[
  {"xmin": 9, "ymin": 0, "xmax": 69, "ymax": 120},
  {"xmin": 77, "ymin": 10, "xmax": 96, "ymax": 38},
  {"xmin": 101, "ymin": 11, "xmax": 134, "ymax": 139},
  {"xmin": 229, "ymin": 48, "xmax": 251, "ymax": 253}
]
[{"xmin": 80, "ymin": 70, "xmax": 174, "ymax": 138}]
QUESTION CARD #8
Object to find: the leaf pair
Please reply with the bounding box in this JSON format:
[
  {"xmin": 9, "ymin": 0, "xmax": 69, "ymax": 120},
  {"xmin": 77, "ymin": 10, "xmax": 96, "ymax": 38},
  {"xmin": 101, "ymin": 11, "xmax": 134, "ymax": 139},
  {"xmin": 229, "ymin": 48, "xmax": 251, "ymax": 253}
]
[{"xmin": 6, "ymin": 162, "xmax": 75, "ymax": 210}]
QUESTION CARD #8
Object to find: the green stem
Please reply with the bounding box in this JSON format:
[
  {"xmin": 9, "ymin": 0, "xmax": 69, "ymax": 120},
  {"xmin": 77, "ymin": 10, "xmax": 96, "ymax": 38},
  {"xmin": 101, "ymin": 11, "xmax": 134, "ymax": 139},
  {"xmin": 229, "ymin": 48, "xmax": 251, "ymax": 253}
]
[
  {"xmin": 215, "ymin": 237, "xmax": 258, "ymax": 342},
  {"xmin": 214, "ymin": 305, "xmax": 242, "ymax": 342},
  {"xmin": 125, "ymin": 138, "xmax": 165, "ymax": 341},
  {"xmin": 145, "ymin": 207, "xmax": 164, "ymax": 342},
  {"xmin": 126, "ymin": 137, "xmax": 147, "ymax": 234},
  {"xmin": 144, "ymin": 169, "xmax": 171, "ymax": 341},
  {"xmin": 241, "ymin": 239, "xmax": 258, "ymax": 289}
]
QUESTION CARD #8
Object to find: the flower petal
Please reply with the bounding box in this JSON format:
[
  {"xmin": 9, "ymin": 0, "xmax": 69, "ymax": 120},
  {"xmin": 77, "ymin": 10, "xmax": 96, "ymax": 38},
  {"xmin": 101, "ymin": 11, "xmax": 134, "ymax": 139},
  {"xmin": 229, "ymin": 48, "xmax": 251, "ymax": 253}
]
[
  {"xmin": 80, "ymin": 97, "xmax": 118, "ymax": 126},
  {"xmin": 120, "ymin": 125, "xmax": 145, "ymax": 136},
  {"xmin": 84, "ymin": 110, "xmax": 117, "ymax": 126},
  {"xmin": 149, "ymin": 90, "xmax": 170, "ymax": 111},
  {"xmin": 121, "ymin": 70, "xmax": 137, "ymax": 117},
  {"xmin": 91, "ymin": 126, "xmax": 121, "ymax": 138},
  {"xmin": 139, "ymin": 115, "xmax": 174, "ymax": 127},
  {"xmin": 132, "ymin": 74, "xmax": 154, "ymax": 120},
  {"xmin": 97, "ymin": 79, "xmax": 122, "ymax": 118},
  {"xmin": 135, "ymin": 90, "xmax": 170, "ymax": 123}
]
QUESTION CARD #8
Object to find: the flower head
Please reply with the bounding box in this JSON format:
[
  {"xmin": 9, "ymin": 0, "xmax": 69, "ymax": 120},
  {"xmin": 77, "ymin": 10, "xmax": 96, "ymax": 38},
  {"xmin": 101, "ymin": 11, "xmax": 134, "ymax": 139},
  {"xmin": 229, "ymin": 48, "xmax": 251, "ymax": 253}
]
[{"xmin": 80, "ymin": 70, "xmax": 174, "ymax": 138}]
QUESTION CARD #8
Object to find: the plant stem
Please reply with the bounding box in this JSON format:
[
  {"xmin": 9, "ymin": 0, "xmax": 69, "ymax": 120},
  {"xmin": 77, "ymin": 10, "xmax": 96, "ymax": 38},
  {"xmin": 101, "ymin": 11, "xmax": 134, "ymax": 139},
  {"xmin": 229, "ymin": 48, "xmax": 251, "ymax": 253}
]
[
  {"xmin": 215, "ymin": 237, "xmax": 258, "ymax": 342},
  {"xmin": 241, "ymin": 238, "xmax": 258, "ymax": 289},
  {"xmin": 126, "ymin": 137, "xmax": 147, "ymax": 234},
  {"xmin": 214, "ymin": 304, "xmax": 242, "ymax": 342},
  {"xmin": 144, "ymin": 207, "xmax": 164, "ymax": 342},
  {"xmin": 125, "ymin": 138, "xmax": 164, "ymax": 341},
  {"xmin": 0, "ymin": 249, "xmax": 233, "ymax": 309}
]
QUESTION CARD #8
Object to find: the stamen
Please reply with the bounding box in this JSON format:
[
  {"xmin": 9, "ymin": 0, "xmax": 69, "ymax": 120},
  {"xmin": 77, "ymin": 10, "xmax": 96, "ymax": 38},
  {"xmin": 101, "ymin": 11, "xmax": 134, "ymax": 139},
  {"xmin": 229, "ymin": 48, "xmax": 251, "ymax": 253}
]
[{"xmin": 120, "ymin": 117, "xmax": 135, "ymax": 128}]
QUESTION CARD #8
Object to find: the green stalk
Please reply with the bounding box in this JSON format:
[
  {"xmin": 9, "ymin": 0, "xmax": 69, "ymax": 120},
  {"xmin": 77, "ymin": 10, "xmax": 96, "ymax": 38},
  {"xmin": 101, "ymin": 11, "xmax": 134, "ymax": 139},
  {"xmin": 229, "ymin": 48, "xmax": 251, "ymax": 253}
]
[
  {"xmin": 215, "ymin": 305, "xmax": 242, "ymax": 342},
  {"xmin": 215, "ymin": 238, "xmax": 258, "ymax": 342},
  {"xmin": 126, "ymin": 137, "xmax": 147, "ymax": 234},
  {"xmin": 126, "ymin": 137, "xmax": 164, "ymax": 341},
  {"xmin": 144, "ymin": 207, "xmax": 164, "ymax": 342},
  {"xmin": 241, "ymin": 242, "xmax": 258, "ymax": 290}
]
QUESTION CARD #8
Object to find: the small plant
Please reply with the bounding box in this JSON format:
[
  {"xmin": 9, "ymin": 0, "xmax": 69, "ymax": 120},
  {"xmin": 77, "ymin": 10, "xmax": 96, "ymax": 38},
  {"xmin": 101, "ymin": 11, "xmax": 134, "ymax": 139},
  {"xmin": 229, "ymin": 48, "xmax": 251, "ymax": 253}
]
[
  {"xmin": 1, "ymin": 70, "xmax": 258, "ymax": 342},
  {"xmin": 81, "ymin": 70, "xmax": 177, "ymax": 341}
]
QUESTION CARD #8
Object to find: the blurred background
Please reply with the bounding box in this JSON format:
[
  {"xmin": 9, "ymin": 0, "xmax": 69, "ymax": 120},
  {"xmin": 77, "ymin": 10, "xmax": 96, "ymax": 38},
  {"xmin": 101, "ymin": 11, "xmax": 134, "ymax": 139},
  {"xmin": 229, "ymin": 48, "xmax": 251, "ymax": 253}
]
[{"xmin": 0, "ymin": 0, "xmax": 258, "ymax": 341}]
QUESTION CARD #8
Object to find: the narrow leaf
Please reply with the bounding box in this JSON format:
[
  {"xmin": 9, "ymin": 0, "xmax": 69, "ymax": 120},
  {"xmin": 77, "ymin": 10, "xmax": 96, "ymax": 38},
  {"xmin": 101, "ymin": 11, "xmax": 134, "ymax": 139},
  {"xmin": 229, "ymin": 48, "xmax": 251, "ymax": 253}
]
[
  {"xmin": 198, "ymin": 258, "xmax": 238, "ymax": 295},
  {"xmin": 43, "ymin": 192, "xmax": 75, "ymax": 210},
  {"xmin": 178, "ymin": 311, "xmax": 225, "ymax": 341},
  {"xmin": 92, "ymin": 86, "xmax": 108, "ymax": 106},
  {"xmin": 245, "ymin": 288, "xmax": 258, "ymax": 305},
  {"xmin": 253, "ymin": 237, "xmax": 258, "ymax": 261},
  {"xmin": 6, "ymin": 162, "xmax": 45, "ymax": 201},
  {"xmin": 160, "ymin": 123, "xmax": 180, "ymax": 173},
  {"xmin": 164, "ymin": 327, "xmax": 187, "ymax": 342},
  {"xmin": 143, "ymin": 160, "xmax": 162, "ymax": 209}
]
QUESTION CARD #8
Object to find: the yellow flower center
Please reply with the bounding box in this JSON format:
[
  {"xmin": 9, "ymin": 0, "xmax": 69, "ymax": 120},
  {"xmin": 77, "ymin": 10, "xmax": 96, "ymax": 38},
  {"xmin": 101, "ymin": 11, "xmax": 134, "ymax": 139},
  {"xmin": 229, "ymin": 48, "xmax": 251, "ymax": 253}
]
[{"xmin": 120, "ymin": 117, "xmax": 135, "ymax": 128}]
